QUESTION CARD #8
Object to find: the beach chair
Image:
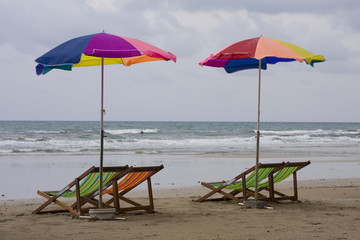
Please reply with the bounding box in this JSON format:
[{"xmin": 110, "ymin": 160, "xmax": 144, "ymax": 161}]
[
  {"xmin": 33, "ymin": 165, "xmax": 131, "ymax": 216},
  {"xmin": 257, "ymin": 161, "xmax": 311, "ymax": 202},
  {"xmin": 195, "ymin": 161, "xmax": 310, "ymax": 203},
  {"xmin": 195, "ymin": 162, "xmax": 285, "ymax": 203},
  {"xmin": 101, "ymin": 165, "xmax": 164, "ymax": 214}
]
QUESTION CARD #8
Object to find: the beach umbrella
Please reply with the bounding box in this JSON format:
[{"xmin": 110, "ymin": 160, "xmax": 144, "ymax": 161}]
[
  {"xmin": 199, "ymin": 36, "xmax": 325, "ymax": 201},
  {"xmin": 35, "ymin": 32, "xmax": 176, "ymax": 208}
]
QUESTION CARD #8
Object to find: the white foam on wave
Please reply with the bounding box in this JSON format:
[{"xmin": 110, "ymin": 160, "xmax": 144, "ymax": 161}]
[
  {"xmin": 110, "ymin": 137, "xmax": 255, "ymax": 150},
  {"xmin": 29, "ymin": 130, "xmax": 62, "ymax": 134},
  {"xmin": 261, "ymin": 133, "xmax": 360, "ymax": 144},
  {"xmin": 0, "ymin": 138, "xmax": 101, "ymax": 154},
  {"xmin": 260, "ymin": 129, "xmax": 360, "ymax": 136},
  {"xmin": 105, "ymin": 128, "xmax": 158, "ymax": 135}
]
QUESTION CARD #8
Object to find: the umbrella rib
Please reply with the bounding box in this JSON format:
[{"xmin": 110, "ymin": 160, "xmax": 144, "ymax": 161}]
[
  {"xmin": 88, "ymin": 49, "xmax": 142, "ymax": 53},
  {"xmin": 215, "ymin": 52, "xmax": 251, "ymax": 58}
]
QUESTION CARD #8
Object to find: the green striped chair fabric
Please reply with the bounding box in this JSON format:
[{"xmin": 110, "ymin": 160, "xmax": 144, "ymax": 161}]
[
  {"xmin": 258, "ymin": 166, "xmax": 299, "ymax": 188},
  {"xmin": 209, "ymin": 167, "xmax": 275, "ymax": 190},
  {"xmin": 46, "ymin": 171, "xmax": 117, "ymax": 197}
]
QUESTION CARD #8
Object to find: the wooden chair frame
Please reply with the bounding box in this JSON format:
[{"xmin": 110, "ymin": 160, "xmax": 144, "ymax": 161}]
[
  {"xmin": 195, "ymin": 161, "xmax": 310, "ymax": 203},
  {"xmin": 102, "ymin": 165, "xmax": 164, "ymax": 214},
  {"xmin": 258, "ymin": 161, "xmax": 311, "ymax": 202},
  {"xmin": 33, "ymin": 165, "xmax": 131, "ymax": 216},
  {"xmin": 33, "ymin": 165, "xmax": 164, "ymax": 216}
]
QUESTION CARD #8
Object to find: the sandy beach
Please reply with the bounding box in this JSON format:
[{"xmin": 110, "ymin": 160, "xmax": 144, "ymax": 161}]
[{"xmin": 1, "ymin": 178, "xmax": 359, "ymax": 240}]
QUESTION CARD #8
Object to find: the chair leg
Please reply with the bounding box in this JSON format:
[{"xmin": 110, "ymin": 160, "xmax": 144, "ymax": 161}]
[
  {"xmin": 112, "ymin": 180, "xmax": 120, "ymax": 213},
  {"xmin": 75, "ymin": 178, "xmax": 81, "ymax": 216},
  {"xmin": 35, "ymin": 191, "xmax": 78, "ymax": 216},
  {"xmin": 293, "ymin": 172, "xmax": 298, "ymax": 201},
  {"xmin": 33, "ymin": 182, "xmax": 76, "ymax": 215},
  {"xmin": 269, "ymin": 174, "xmax": 275, "ymax": 202},
  {"xmin": 147, "ymin": 178, "xmax": 154, "ymax": 211},
  {"xmin": 242, "ymin": 175, "xmax": 247, "ymax": 201},
  {"xmin": 195, "ymin": 182, "xmax": 230, "ymax": 202}
]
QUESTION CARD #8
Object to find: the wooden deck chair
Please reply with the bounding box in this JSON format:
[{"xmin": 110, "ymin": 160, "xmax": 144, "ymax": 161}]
[
  {"xmin": 256, "ymin": 161, "xmax": 311, "ymax": 202},
  {"xmin": 32, "ymin": 165, "xmax": 131, "ymax": 216},
  {"xmin": 101, "ymin": 165, "xmax": 164, "ymax": 214},
  {"xmin": 195, "ymin": 161, "xmax": 311, "ymax": 204},
  {"xmin": 195, "ymin": 162, "xmax": 286, "ymax": 203}
]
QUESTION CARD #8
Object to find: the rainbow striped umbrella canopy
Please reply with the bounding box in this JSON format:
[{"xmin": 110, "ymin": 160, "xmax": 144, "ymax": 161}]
[
  {"xmin": 199, "ymin": 36, "xmax": 325, "ymax": 202},
  {"xmin": 35, "ymin": 32, "xmax": 176, "ymax": 75},
  {"xmin": 199, "ymin": 36, "xmax": 325, "ymax": 73}
]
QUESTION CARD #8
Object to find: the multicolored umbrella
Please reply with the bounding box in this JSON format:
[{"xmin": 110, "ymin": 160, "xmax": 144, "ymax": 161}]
[
  {"xmin": 36, "ymin": 32, "xmax": 176, "ymax": 75},
  {"xmin": 35, "ymin": 32, "xmax": 176, "ymax": 209},
  {"xmin": 200, "ymin": 36, "xmax": 325, "ymax": 73},
  {"xmin": 199, "ymin": 36, "xmax": 325, "ymax": 202}
]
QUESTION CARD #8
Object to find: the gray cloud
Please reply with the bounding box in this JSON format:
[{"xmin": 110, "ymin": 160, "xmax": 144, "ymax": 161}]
[{"xmin": 0, "ymin": 0, "xmax": 359, "ymax": 122}]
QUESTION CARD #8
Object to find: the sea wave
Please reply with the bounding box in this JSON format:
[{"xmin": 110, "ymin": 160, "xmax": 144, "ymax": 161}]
[
  {"xmin": 105, "ymin": 128, "xmax": 158, "ymax": 135},
  {"xmin": 29, "ymin": 130, "xmax": 63, "ymax": 134},
  {"xmin": 260, "ymin": 129, "xmax": 360, "ymax": 136},
  {"xmin": 1, "ymin": 121, "xmax": 359, "ymax": 156}
]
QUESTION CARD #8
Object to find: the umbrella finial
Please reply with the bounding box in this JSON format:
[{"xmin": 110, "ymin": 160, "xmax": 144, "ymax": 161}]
[{"xmin": 102, "ymin": 30, "xmax": 105, "ymax": 33}]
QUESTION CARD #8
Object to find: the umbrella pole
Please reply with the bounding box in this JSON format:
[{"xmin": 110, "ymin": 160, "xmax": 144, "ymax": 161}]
[
  {"xmin": 99, "ymin": 57, "xmax": 104, "ymax": 208},
  {"xmin": 255, "ymin": 59, "xmax": 261, "ymax": 201}
]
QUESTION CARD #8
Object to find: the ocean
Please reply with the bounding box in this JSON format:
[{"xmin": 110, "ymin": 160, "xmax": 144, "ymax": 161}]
[
  {"xmin": 1, "ymin": 121, "xmax": 360, "ymax": 199},
  {"xmin": 1, "ymin": 121, "xmax": 359, "ymax": 157}
]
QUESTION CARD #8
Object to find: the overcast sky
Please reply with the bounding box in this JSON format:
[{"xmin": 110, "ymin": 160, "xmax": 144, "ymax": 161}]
[{"xmin": 1, "ymin": 0, "xmax": 359, "ymax": 122}]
